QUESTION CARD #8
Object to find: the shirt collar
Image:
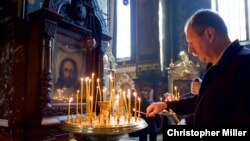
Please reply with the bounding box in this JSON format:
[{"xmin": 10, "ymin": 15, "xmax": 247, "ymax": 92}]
[{"xmin": 213, "ymin": 40, "xmax": 236, "ymax": 65}]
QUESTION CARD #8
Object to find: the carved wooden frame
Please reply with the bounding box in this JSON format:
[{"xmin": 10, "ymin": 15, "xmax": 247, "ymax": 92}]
[{"xmin": 27, "ymin": 0, "xmax": 112, "ymax": 118}]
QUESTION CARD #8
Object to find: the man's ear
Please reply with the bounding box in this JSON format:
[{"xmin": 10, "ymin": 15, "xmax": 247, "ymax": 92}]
[{"xmin": 204, "ymin": 27, "xmax": 216, "ymax": 43}]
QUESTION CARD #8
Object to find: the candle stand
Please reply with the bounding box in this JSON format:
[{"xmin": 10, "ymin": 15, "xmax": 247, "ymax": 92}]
[{"xmin": 61, "ymin": 101, "xmax": 148, "ymax": 141}]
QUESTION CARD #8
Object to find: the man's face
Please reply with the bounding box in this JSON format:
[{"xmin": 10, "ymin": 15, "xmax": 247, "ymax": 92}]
[
  {"xmin": 63, "ymin": 61, "xmax": 74, "ymax": 87},
  {"xmin": 186, "ymin": 26, "xmax": 211, "ymax": 63},
  {"xmin": 190, "ymin": 81, "xmax": 200, "ymax": 94}
]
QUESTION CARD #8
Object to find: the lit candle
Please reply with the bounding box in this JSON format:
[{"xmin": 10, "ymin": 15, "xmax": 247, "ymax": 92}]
[
  {"xmin": 110, "ymin": 74, "xmax": 113, "ymax": 93},
  {"xmin": 102, "ymin": 88, "xmax": 106, "ymax": 101},
  {"xmin": 116, "ymin": 94, "xmax": 119, "ymax": 116},
  {"xmin": 88, "ymin": 79, "xmax": 91, "ymax": 115},
  {"xmin": 67, "ymin": 97, "xmax": 73, "ymax": 121},
  {"xmin": 95, "ymin": 86, "xmax": 98, "ymax": 113},
  {"xmin": 160, "ymin": 97, "xmax": 162, "ymax": 102},
  {"xmin": 127, "ymin": 90, "xmax": 131, "ymax": 117},
  {"xmin": 76, "ymin": 90, "xmax": 79, "ymax": 115},
  {"xmin": 133, "ymin": 92, "xmax": 137, "ymax": 118},
  {"xmin": 80, "ymin": 78, "xmax": 84, "ymax": 116},
  {"xmin": 138, "ymin": 97, "xmax": 141, "ymax": 118},
  {"xmin": 174, "ymin": 86, "xmax": 177, "ymax": 97},
  {"xmin": 97, "ymin": 78, "xmax": 102, "ymax": 101},
  {"xmin": 119, "ymin": 89, "xmax": 123, "ymax": 115},
  {"xmin": 112, "ymin": 89, "xmax": 115, "ymax": 114},
  {"xmin": 123, "ymin": 91, "xmax": 128, "ymax": 114},
  {"xmin": 109, "ymin": 74, "xmax": 113, "ymax": 110},
  {"xmin": 85, "ymin": 77, "xmax": 89, "ymax": 115},
  {"xmin": 90, "ymin": 96, "xmax": 93, "ymax": 115}
]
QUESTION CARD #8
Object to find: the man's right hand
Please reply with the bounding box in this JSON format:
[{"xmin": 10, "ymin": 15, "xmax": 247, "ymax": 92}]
[{"xmin": 146, "ymin": 102, "xmax": 168, "ymax": 117}]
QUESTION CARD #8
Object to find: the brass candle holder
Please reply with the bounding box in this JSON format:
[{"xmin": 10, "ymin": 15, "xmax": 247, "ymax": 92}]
[
  {"xmin": 61, "ymin": 74, "xmax": 147, "ymax": 141},
  {"xmin": 61, "ymin": 100, "xmax": 148, "ymax": 141}
]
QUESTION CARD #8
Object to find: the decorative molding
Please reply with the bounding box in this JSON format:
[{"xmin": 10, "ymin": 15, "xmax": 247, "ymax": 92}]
[
  {"xmin": 44, "ymin": 19, "xmax": 58, "ymax": 37},
  {"xmin": 45, "ymin": 0, "xmax": 71, "ymax": 13},
  {"xmin": 137, "ymin": 63, "xmax": 160, "ymax": 72},
  {"xmin": 167, "ymin": 51, "xmax": 200, "ymax": 93},
  {"xmin": 115, "ymin": 72, "xmax": 135, "ymax": 92},
  {"xmin": 116, "ymin": 65, "xmax": 136, "ymax": 74},
  {"xmin": 37, "ymin": 0, "xmax": 113, "ymax": 118},
  {"xmin": 115, "ymin": 64, "xmax": 136, "ymax": 92}
]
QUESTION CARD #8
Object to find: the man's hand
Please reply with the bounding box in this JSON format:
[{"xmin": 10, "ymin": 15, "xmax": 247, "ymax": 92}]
[{"xmin": 146, "ymin": 102, "xmax": 168, "ymax": 117}]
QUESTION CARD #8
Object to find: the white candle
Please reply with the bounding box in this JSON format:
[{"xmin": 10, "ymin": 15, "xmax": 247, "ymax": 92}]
[{"xmin": 67, "ymin": 97, "xmax": 73, "ymax": 121}]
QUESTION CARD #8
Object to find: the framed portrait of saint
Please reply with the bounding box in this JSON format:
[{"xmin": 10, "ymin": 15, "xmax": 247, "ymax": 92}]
[{"xmin": 52, "ymin": 33, "xmax": 87, "ymax": 102}]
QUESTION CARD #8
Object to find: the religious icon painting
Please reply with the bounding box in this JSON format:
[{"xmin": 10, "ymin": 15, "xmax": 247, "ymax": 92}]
[{"xmin": 52, "ymin": 33, "xmax": 87, "ymax": 102}]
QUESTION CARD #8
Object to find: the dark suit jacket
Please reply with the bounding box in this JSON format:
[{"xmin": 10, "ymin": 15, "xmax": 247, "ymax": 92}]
[
  {"xmin": 167, "ymin": 40, "xmax": 250, "ymax": 125},
  {"xmin": 180, "ymin": 92, "xmax": 196, "ymax": 99}
]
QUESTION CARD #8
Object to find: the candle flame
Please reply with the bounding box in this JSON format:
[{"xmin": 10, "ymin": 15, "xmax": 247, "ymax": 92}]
[
  {"xmin": 127, "ymin": 93, "xmax": 130, "ymax": 98},
  {"xmin": 69, "ymin": 97, "xmax": 73, "ymax": 102},
  {"xmin": 85, "ymin": 77, "xmax": 89, "ymax": 82},
  {"xmin": 133, "ymin": 92, "xmax": 137, "ymax": 97}
]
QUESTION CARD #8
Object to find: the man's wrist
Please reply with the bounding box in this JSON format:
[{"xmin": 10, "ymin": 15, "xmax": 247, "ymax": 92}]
[{"xmin": 164, "ymin": 101, "xmax": 170, "ymax": 110}]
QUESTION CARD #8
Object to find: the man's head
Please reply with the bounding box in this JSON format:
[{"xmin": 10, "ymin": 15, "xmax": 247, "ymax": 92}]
[
  {"xmin": 184, "ymin": 9, "xmax": 231, "ymax": 64},
  {"xmin": 59, "ymin": 58, "xmax": 78, "ymax": 88},
  {"xmin": 190, "ymin": 77, "xmax": 202, "ymax": 94}
]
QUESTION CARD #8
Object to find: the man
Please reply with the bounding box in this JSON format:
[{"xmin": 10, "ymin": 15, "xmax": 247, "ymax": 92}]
[
  {"xmin": 180, "ymin": 77, "xmax": 202, "ymax": 99},
  {"xmin": 146, "ymin": 9, "xmax": 250, "ymax": 125},
  {"xmin": 177, "ymin": 77, "xmax": 202, "ymax": 125},
  {"xmin": 54, "ymin": 58, "xmax": 80, "ymax": 95}
]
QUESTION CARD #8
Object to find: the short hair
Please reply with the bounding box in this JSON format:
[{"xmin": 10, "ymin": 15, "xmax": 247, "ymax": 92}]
[
  {"xmin": 184, "ymin": 9, "xmax": 228, "ymax": 36},
  {"xmin": 192, "ymin": 77, "xmax": 202, "ymax": 84}
]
